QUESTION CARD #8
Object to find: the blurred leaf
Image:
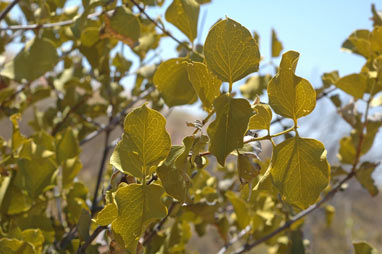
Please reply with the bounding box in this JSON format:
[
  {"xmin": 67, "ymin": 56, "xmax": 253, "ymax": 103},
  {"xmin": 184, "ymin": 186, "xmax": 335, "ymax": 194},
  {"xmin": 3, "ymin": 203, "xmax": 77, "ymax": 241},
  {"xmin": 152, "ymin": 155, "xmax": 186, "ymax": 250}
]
[
  {"xmin": 204, "ymin": 18, "xmax": 260, "ymax": 83},
  {"xmin": 153, "ymin": 58, "xmax": 197, "ymax": 107},
  {"xmin": 56, "ymin": 127, "xmax": 80, "ymax": 164},
  {"xmin": 240, "ymin": 74, "xmax": 271, "ymax": 100},
  {"xmin": 207, "ymin": 94, "xmax": 253, "ymax": 166},
  {"xmin": 325, "ymin": 205, "xmax": 335, "ymax": 227},
  {"xmin": 110, "ymin": 104, "xmax": 171, "ymax": 179},
  {"xmin": 248, "ymin": 104, "xmax": 272, "ymax": 130},
  {"xmin": 342, "ymin": 30, "xmax": 371, "ymax": 58},
  {"xmin": 225, "ymin": 191, "xmax": 250, "ymax": 229},
  {"xmin": 112, "ymin": 184, "xmax": 167, "ymax": 253},
  {"xmin": 62, "ymin": 157, "xmax": 82, "ymax": 189},
  {"xmin": 353, "ymin": 241, "xmax": 379, "ymax": 254},
  {"xmin": 165, "ymin": 0, "xmax": 200, "ymax": 42},
  {"xmin": 268, "ymin": 51, "xmax": 316, "ymax": 120},
  {"xmin": 271, "ymin": 29, "xmax": 283, "ymax": 57},
  {"xmin": 0, "ymin": 238, "xmax": 34, "ymax": 254},
  {"xmin": 270, "ymin": 137, "xmax": 330, "ymax": 209},
  {"xmin": 335, "ymin": 73, "xmax": 367, "ymax": 100},
  {"xmin": 356, "ymin": 162, "xmax": 379, "ymax": 196}
]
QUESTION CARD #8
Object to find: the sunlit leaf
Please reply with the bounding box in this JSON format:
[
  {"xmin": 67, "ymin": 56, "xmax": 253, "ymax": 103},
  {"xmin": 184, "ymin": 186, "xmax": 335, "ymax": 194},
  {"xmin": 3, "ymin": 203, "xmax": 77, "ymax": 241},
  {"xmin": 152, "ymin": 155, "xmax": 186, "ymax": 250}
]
[
  {"xmin": 271, "ymin": 29, "xmax": 283, "ymax": 57},
  {"xmin": 335, "ymin": 73, "xmax": 367, "ymax": 100},
  {"xmin": 356, "ymin": 162, "xmax": 379, "ymax": 196},
  {"xmin": 248, "ymin": 104, "xmax": 272, "ymax": 130}
]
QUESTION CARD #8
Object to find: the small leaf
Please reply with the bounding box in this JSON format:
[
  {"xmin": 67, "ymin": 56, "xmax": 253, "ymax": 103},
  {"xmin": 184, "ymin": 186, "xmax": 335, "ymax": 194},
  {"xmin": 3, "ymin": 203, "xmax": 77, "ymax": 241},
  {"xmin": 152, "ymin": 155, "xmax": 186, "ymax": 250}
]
[
  {"xmin": 237, "ymin": 153, "xmax": 260, "ymax": 184},
  {"xmin": 0, "ymin": 38, "xmax": 58, "ymax": 81},
  {"xmin": 270, "ymin": 137, "xmax": 330, "ymax": 209},
  {"xmin": 225, "ymin": 191, "xmax": 250, "ymax": 229},
  {"xmin": 204, "ymin": 18, "xmax": 260, "ymax": 83},
  {"xmin": 271, "ymin": 29, "xmax": 283, "ymax": 57},
  {"xmin": 112, "ymin": 184, "xmax": 167, "ymax": 253},
  {"xmin": 186, "ymin": 61, "xmax": 222, "ymax": 110},
  {"xmin": 325, "ymin": 205, "xmax": 335, "ymax": 227},
  {"xmin": 110, "ymin": 104, "xmax": 171, "ymax": 179},
  {"xmin": 268, "ymin": 51, "xmax": 316, "ymax": 120},
  {"xmin": 56, "ymin": 127, "xmax": 80, "ymax": 164},
  {"xmin": 165, "ymin": 0, "xmax": 200, "ymax": 42},
  {"xmin": 240, "ymin": 74, "xmax": 271, "ymax": 100},
  {"xmin": 248, "ymin": 104, "xmax": 272, "ymax": 130},
  {"xmin": 207, "ymin": 94, "xmax": 253, "ymax": 166},
  {"xmin": 342, "ymin": 30, "xmax": 371, "ymax": 58},
  {"xmin": 153, "ymin": 58, "xmax": 197, "ymax": 107},
  {"xmin": 335, "ymin": 73, "xmax": 367, "ymax": 100},
  {"xmin": 356, "ymin": 162, "xmax": 379, "ymax": 196},
  {"xmin": 353, "ymin": 241, "xmax": 379, "ymax": 254}
]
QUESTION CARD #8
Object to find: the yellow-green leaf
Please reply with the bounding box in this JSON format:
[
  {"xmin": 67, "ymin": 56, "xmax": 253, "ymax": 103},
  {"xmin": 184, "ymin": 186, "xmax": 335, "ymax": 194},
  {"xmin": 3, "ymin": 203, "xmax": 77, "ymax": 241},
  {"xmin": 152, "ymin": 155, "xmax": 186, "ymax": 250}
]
[
  {"xmin": 268, "ymin": 51, "xmax": 316, "ymax": 120},
  {"xmin": 0, "ymin": 238, "xmax": 34, "ymax": 254},
  {"xmin": 56, "ymin": 127, "xmax": 80, "ymax": 164},
  {"xmin": 153, "ymin": 58, "xmax": 197, "ymax": 107},
  {"xmin": 186, "ymin": 61, "xmax": 222, "ymax": 110},
  {"xmin": 342, "ymin": 29, "xmax": 371, "ymax": 58},
  {"xmin": 356, "ymin": 162, "xmax": 379, "ymax": 196},
  {"xmin": 94, "ymin": 203, "xmax": 118, "ymax": 226},
  {"xmin": 225, "ymin": 191, "xmax": 250, "ymax": 229},
  {"xmin": 248, "ymin": 104, "xmax": 272, "ymax": 130},
  {"xmin": 165, "ymin": 0, "xmax": 199, "ymax": 42},
  {"xmin": 0, "ymin": 38, "xmax": 58, "ymax": 82},
  {"xmin": 112, "ymin": 184, "xmax": 167, "ymax": 253},
  {"xmin": 204, "ymin": 18, "xmax": 260, "ymax": 83},
  {"xmin": 237, "ymin": 153, "xmax": 260, "ymax": 184},
  {"xmin": 335, "ymin": 73, "xmax": 367, "ymax": 100},
  {"xmin": 207, "ymin": 94, "xmax": 253, "ymax": 166},
  {"xmin": 271, "ymin": 29, "xmax": 283, "ymax": 57},
  {"xmin": 353, "ymin": 241, "xmax": 379, "ymax": 254},
  {"xmin": 270, "ymin": 137, "xmax": 330, "ymax": 209},
  {"xmin": 325, "ymin": 205, "xmax": 335, "ymax": 227},
  {"xmin": 110, "ymin": 104, "xmax": 171, "ymax": 179},
  {"xmin": 240, "ymin": 74, "xmax": 271, "ymax": 100}
]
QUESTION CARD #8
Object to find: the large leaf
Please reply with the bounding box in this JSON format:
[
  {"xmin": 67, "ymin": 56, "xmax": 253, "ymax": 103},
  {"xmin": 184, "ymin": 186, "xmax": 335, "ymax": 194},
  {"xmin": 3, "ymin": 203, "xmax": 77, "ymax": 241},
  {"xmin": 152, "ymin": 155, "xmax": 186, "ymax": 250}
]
[
  {"xmin": 112, "ymin": 184, "xmax": 167, "ymax": 253},
  {"xmin": 204, "ymin": 18, "xmax": 260, "ymax": 83},
  {"xmin": 186, "ymin": 61, "xmax": 222, "ymax": 110},
  {"xmin": 0, "ymin": 38, "xmax": 58, "ymax": 81},
  {"xmin": 153, "ymin": 58, "xmax": 197, "ymax": 107},
  {"xmin": 335, "ymin": 73, "xmax": 367, "ymax": 100},
  {"xmin": 270, "ymin": 137, "xmax": 330, "ymax": 209},
  {"xmin": 165, "ymin": 0, "xmax": 199, "ymax": 42},
  {"xmin": 207, "ymin": 94, "xmax": 253, "ymax": 166},
  {"xmin": 268, "ymin": 51, "xmax": 316, "ymax": 121},
  {"xmin": 110, "ymin": 104, "xmax": 171, "ymax": 179}
]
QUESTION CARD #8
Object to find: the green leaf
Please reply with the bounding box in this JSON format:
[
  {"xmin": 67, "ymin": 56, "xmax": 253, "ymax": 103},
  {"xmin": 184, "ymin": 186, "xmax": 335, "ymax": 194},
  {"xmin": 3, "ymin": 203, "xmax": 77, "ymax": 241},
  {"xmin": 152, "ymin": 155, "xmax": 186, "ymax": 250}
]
[
  {"xmin": 153, "ymin": 58, "xmax": 197, "ymax": 107},
  {"xmin": 157, "ymin": 136, "xmax": 194, "ymax": 203},
  {"xmin": 237, "ymin": 153, "xmax": 260, "ymax": 184},
  {"xmin": 62, "ymin": 157, "xmax": 82, "ymax": 189},
  {"xmin": 207, "ymin": 94, "xmax": 253, "ymax": 166},
  {"xmin": 337, "ymin": 136, "xmax": 356, "ymax": 164},
  {"xmin": 370, "ymin": 26, "xmax": 382, "ymax": 53},
  {"xmin": 240, "ymin": 74, "xmax": 271, "ymax": 100},
  {"xmin": 94, "ymin": 203, "xmax": 118, "ymax": 226},
  {"xmin": 225, "ymin": 191, "xmax": 250, "ymax": 229},
  {"xmin": 353, "ymin": 241, "xmax": 379, "ymax": 254},
  {"xmin": 80, "ymin": 26, "xmax": 99, "ymax": 47},
  {"xmin": 165, "ymin": 0, "xmax": 200, "ymax": 42},
  {"xmin": 110, "ymin": 104, "xmax": 171, "ymax": 179},
  {"xmin": 268, "ymin": 51, "xmax": 316, "ymax": 120},
  {"xmin": 204, "ymin": 18, "xmax": 260, "ymax": 83},
  {"xmin": 342, "ymin": 30, "xmax": 371, "ymax": 58},
  {"xmin": 0, "ymin": 238, "xmax": 34, "ymax": 254},
  {"xmin": 271, "ymin": 29, "xmax": 283, "ymax": 57},
  {"xmin": 270, "ymin": 137, "xmax": 330, "ymax": 209},
  {"xmin": 112, "ymin": 184, "xmax": 167, "ymax": 253},
  {"xmin": 103, "ymin": 6, "xmax": 140, "ymax": 47},
  {"xmin": 356, "ymin": 162, "xmax": 379, "ymax": 196},
  {"xmin": 186, "ymin": 61, "xmax": 222, "ymax": 110},
  {"xmin": 335, "ymin": 73, "xmax": 367, "ymax": 100},
  {"xmin": 56, "ymin": 127, "xmax": 80, "ymax": 164},
  {"xmin": 0, "ymin": 38, "xmax": 58, "ymax": 82},
  {"xmin": 248, "ymin": 104, "xmax": 272, "ymax": 130}
]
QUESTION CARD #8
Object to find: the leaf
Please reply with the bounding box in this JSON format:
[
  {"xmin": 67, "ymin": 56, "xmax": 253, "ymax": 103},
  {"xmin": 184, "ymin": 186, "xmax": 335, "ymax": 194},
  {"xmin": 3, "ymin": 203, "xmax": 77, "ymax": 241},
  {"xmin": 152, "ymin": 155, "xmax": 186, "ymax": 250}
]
[
  {"xmin": 240, "ymin": 74, "xmax": 271, "ymax": 100},
  {"xmin": 0, "ymin": 37, "xmax": 58, "ymax": 82},
  {"xmin": 165, "ymin": 0, "xmax": 200, "ymax": 42},
  {"xmin": 237, "ymin": 153, "xmax": 260, "ymax": 184},
  {"xmin": 62, "ymin": 157, "xmax": 82, "ymax": 189},
  {"xmin": 56, "ymin": 127, "xmax": 80, "ymax": 164},
  {"xmin": 356, "ymin": 162, "xmax": 379, "ymax": 196},
  {"xmin": 353, "ymin": 241, "xmax": 379, "ymax": 254},
  {"xmin": 337, "ymin": 136, "xmax": 357, "ymax": 164},
  {"xmin": 153, "ymin": 58, "xmax": 197, "ymax": 107},
  {"xmin": 342, "ymin": 30, "xmax": 371, "ymax": 58},
  {"xmin": 271, "ymin": 29, "xmax": 283, "ymax": 57},
  {"xmin": 94, "ymin": 203, "xmax": 118, "ymax": 226},
  {"xmin": 270, "ymin": 137, "xmax": 330, "ymax": 209},
  {"xmin": 325, "ymin": 205, "xmax": 335, "ymax": 227},
  {"xmin": 204, "ymin": 18, "xmax": 260, "ymax": 83},
  {"xmin": 207, "ymin": 94, "xmax": 253, "ymax": 166},
  {"xmin": 110, "ymin": 104, "xmax": 171, "ymax": 179},
  {"xmin": 157, "ymin": 136, "xmax": 194, "ymax": 203},
  {"xmin": 225, "ymin": 191, "xmax": 250, "ymax": 229},
  {"xmin": 335, "ymin": 73, "xmax": 367, "ymax": 100},
  {"xmin": 248, "ymin": 104, "xmax": 272, "ymax": 130},
  {"xmin": 0, "ymin": 238, "xmax": 34, "ymax": 254},
  {"xmin": 112, "ymin": 184, "xmax": 167, "ymax": 253},
  {"xmin": 186, "ymin": 61, "xmax": 222, "ymax": 110},
  {"xmin": 102, "ymin": 6, "xmax": 140, "ymax": 47},
  {"xmin": 268, "ymin": 51, "xmax": 316, "ymax": 120},
  {"xmin": 80, "ymin": 26, "xmax": 99, "ymax": 47}
]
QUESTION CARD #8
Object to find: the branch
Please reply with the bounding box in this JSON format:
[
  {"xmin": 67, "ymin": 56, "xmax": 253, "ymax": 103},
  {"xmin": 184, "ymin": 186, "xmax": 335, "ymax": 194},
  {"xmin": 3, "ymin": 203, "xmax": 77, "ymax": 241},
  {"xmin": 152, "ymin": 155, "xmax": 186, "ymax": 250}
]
[
  {"xmin": 128, "ymin": 0, "xmax": 203, "ymax": 58},
  {"xmin": 79, "ymin": 87, "xmax": 154, "ymax": 146},
  {"xmin": 0, "ymin": 0, "xmax": 20, "ymax": 21},
  {"xmin": 77, "ymin": 225, "xmax": 108, "ymax": 254}
]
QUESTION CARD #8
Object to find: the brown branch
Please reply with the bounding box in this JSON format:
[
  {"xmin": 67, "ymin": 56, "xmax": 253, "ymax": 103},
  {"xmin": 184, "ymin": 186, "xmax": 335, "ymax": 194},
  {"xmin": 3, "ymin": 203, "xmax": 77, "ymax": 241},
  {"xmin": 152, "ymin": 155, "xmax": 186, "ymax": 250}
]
[
  {"xmin": 0, "ymin": 0, "xmax": 20, "ymax": 21},
  {"xmin": 77, "ymin": 225, "xmax": 108, "ymax": 254},
  {"xmin": 128, "ymin": 0, "xmax": 203, "ymax": 58}
]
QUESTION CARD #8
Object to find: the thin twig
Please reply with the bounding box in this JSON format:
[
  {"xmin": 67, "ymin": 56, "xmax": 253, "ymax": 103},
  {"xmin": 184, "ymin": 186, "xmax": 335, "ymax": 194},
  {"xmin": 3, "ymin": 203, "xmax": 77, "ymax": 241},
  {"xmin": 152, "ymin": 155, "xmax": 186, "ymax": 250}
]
[
  {"xmin": 0, "ymin": 82, "xmax": 30, "ymax": 109},
  {"xmin": 217, "ymin": 226, "xmax": 251, "ymax": 254},
  {"xmin": 77, "ymin": 225, "xmax": 108, "ymax": 254},
  {"xmin": 0, "ymin": 0, "xmax": 20, "ymax": 21},
  {"xmin": 129, "ymin": 0, "xmax": 203, "ymax": 58},
  {"xmin": 79, "ymin": 87, "xmax": 154, "ymax": 146}
]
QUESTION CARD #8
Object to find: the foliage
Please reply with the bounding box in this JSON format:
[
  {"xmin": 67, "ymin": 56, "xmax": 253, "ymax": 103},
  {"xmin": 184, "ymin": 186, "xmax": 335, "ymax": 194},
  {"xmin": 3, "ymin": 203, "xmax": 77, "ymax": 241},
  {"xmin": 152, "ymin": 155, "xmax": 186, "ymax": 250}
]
[{"xmin": 0, "ymin": 0, "xmax": 381, "ymax": 254}]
